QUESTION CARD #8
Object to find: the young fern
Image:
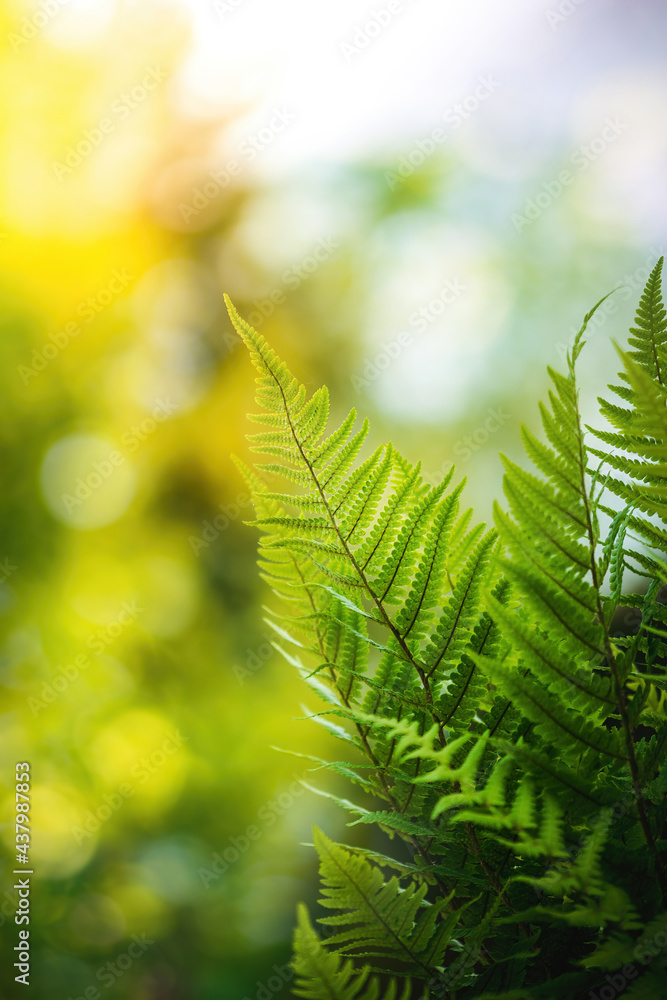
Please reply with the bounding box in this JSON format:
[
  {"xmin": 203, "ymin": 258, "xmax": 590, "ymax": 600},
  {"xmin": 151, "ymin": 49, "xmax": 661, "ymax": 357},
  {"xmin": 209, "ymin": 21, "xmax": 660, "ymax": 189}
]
[
  {"xmin": 227, "ymin": 262, "xmax": 667, "ymax": 1000},
  {"xmin": 293, "ymin": 905, "xmax": 415, "ymax": 1000}
]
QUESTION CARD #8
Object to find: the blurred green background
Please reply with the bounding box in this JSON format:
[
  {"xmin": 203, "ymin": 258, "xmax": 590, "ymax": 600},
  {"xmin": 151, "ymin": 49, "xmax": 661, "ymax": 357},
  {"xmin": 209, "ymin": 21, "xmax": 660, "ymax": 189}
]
[{"xmin": 0, "ymin": 0, "xmax": 666, "ymax": 996}]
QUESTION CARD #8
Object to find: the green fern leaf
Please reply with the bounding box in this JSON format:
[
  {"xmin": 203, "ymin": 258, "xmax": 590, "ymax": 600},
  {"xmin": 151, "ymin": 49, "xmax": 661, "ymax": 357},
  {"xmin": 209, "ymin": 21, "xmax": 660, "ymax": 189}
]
[{"xmin": 292, "ymin": 904, "xmax": 413, "ymax": 1000}]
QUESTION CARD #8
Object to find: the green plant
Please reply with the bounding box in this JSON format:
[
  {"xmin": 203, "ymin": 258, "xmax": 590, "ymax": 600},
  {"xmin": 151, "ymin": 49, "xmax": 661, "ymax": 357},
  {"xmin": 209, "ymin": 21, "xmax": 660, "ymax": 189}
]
[{"xmin": 225, "ymin": 258, "xmax": 667, "ymax": 999}]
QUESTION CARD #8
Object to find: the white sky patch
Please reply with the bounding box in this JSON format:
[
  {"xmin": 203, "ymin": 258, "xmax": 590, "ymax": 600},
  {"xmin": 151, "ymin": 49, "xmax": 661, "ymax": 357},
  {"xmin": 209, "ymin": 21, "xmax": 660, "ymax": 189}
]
[
  {"xmin": 30, "ymin": 0, "xmax": 667, "ymax": 426},
  {"xmin": 370, "ymin": 268, "xmax": 514, "ymax": 422}
]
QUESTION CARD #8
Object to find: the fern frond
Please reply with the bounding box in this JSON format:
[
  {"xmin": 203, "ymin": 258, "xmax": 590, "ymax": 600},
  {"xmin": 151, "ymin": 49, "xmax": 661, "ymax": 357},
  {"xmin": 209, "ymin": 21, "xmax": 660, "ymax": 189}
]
[
  {"xmin": 627, "ymin": 256, "xmax": 667, "ymax": 386},
  {"xmin": 227, "ymin": 293, "xmax": 495, "ymax": 761},
  {"xmin": 293, "ymin": 905, "xmax": 413, "ymax": 1000},
  {"xmin": 233, "ymin": 266, "xmax": 667, "ymax": 998},
  {"xmin": 312, "ymin": 828, "xmax": 456, "ymax": 976}
]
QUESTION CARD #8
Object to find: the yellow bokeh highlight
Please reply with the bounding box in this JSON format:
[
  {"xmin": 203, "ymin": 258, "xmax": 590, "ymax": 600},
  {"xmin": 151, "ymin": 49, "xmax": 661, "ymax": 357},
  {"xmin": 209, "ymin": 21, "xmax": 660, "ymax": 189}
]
[
  {"xmin": 87, "ymin": 709, "xmax": 190, "ymax": 813},
  {"xmin": 106, "ymin": 875, "xmax": 172, "ymax": 938},
  {"xmin": 25, "ymin": 785, "xmax": 96, "ymax": 878}
]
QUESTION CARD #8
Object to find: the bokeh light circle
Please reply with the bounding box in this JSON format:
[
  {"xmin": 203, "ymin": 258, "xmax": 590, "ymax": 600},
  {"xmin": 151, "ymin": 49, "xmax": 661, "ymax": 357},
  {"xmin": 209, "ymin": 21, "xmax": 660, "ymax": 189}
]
[{"xmin": 40, "ymin": 434, "xmax": 136, "ymax": 530}]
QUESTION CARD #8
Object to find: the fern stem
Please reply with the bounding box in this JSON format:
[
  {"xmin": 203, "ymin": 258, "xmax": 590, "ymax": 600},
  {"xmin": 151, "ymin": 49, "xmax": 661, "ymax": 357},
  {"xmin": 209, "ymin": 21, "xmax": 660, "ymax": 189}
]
[
  {"xmin": 274, "ymin": 373, "xmax": 448, "ymax": 743},
  {"xmin": 294, "ymin": 543, "xmax": 454, "ymax": 902},
  {"xmin": 318, "ymin": 834, "xmax": 437, "ymax": 979},
  {"xmin": 572, "ymin": 366, "xmax": 667, "ymax": 902},
  {"xmin": 275, "ymin": 376, "xmax": 517, "ymax": 910},
  {"xmin": 270, "ymin": 381, "xmax": 504, "ymax": 915},
  {"xmin": 463, "ymin": 820, "xmax": 516, "ymax": 915}
]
